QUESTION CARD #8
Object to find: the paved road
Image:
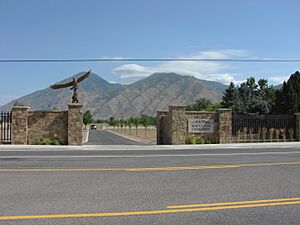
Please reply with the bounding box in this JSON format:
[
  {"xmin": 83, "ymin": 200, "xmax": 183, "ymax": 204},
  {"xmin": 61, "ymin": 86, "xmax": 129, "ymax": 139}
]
[
  {"xmin": 85, "ymin": 130, "xmax": 141, "ymax": 145},
  {"xmin": 0, "ymin": 145, "xmax": 299, "ymax": 225}
]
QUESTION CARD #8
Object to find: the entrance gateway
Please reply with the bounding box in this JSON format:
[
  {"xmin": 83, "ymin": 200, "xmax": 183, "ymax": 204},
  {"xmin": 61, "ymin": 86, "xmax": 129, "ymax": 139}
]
[{"xmin": 0, "ymin": 111, "xmax": 12, "ymax": 144}]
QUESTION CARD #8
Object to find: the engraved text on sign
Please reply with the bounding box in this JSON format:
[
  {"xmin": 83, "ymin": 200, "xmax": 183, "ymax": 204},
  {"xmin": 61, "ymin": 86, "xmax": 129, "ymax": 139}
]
[{"xmin": 188, "ymin": 119, "xmax": 214, "ymax": 133}]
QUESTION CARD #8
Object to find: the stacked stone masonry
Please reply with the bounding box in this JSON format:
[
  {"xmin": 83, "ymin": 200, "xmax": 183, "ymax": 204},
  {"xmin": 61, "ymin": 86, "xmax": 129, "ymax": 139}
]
[
  {"xmin": 12, "ymin": 106, "xmax": 29, "ymax": 145},
  {"xmin": 157, "ymin": 106, "xmax": 232, "ymax": 144},
  {"xmin": 11, "ymin": 104, "xmax": 83, "ymax": 145},
  {"xmin": 68, "ymin": 104, "xmax": 83, "ymax": 145},
  {"xmin": 27, "ymin": 111, "xmax": 68, "ymax": 145}
]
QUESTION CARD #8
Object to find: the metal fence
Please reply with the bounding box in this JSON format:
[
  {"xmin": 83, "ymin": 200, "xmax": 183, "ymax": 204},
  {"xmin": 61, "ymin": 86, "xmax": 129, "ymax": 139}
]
[
  {"xmin": 0, "ymin": 111, "xmax": 12, "ymax": 144},
  {"xmin": 232, "ymin": 114, "xmax": 295, "ymax": 142}
]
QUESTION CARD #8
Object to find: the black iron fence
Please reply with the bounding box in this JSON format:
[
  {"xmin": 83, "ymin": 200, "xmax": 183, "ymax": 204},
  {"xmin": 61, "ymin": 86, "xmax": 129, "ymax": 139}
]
[
  {"xmin": 232, "ymin": 114, "xmax": 295, "ymax": 142},
  {"xmin": 0, "ymin": 111, "xmax": 12, "ymax": 144}
]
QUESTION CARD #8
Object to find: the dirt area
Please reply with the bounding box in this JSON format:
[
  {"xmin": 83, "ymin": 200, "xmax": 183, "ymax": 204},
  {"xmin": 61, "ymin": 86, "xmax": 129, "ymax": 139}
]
[{"xmin": 106, "ymin": 127, "xmax": 156, "ymax": 144}]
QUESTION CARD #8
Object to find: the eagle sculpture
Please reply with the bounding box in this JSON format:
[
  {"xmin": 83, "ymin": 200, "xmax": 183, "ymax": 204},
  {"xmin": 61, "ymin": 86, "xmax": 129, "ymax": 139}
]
[{"xmin": 50, "ymin": 70, "xmax": 91, "ymax": 103}]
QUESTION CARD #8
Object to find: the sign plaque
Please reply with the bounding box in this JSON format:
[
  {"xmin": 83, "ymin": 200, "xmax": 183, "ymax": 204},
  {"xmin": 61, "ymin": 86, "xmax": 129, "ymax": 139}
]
[{"xmin": 188, "ymin": 119, "xmax": 214, "ymax": 133}]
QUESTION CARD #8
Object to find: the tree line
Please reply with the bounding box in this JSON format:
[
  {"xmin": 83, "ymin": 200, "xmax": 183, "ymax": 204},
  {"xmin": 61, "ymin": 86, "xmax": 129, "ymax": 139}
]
[
  {"xmin": 106, "ymin": 115, "xmax": 156, "ymax": 128},
  {"xmin": 186, "ymin": 71, "xmax": 300, "ymax": 115},
  {"xmin": 83, "ymin": 112, "xmax": 157, "ymax": 129}
]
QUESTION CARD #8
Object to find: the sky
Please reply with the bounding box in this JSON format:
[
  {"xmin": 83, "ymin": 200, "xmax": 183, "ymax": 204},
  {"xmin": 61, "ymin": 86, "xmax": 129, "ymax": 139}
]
[{"xmin": 0, "ymin": 0, "xmax": 300, "ymax": 105}]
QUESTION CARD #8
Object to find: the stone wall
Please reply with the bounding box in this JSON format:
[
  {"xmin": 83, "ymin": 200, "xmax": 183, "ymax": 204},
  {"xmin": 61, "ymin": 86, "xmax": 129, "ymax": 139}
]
[
  {"xmin": 27, "ymin": 111, "xmax": 68, "ymax": 145},
  {"xmin": 12, "ymin": 104, "xmax": 83, "ymax": 145},
  {"xmin": 157, "ymin": 106, "xmax": 232, "ymax": 144},
  {"xmin": 185, "ymin": 111, "xmax": 219, "ymax": 144},
  {"xmin": 170, "ymin": 106, "xmax": 186, "ymax": 145},
  {"xmin": 217, "ymin": 109, "xmax": 232, "ymax": 143}
]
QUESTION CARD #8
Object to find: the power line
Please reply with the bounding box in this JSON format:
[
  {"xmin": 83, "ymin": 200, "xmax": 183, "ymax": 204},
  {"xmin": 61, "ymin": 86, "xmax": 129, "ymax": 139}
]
[{"xmin": 0, "ymin": 58, "xmax": 300, "ymax": 63}]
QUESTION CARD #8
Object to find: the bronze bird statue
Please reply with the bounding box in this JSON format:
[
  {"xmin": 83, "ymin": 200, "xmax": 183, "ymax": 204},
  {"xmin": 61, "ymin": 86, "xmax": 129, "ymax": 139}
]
[{"xmin": 50, "ymin": 70, "xmax": 91, "ymax": 103}]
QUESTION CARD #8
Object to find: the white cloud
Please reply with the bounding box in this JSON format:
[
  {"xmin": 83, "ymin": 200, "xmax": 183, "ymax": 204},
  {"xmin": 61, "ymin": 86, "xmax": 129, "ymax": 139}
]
[
  {"xmin": 268, "ymin": 76, "xmax": 289, "ymax": 84},
  {"xmin": 113, "ymin": 64, "xmax": 152, "ymax": 76},
  {"xmin": 112, "ymin": 49, "xmax": 248, "ymax": 84},
  {"xmin": 209, "ymin": 73, "xmax": 241, "ymax": 84},
  {"xmin": 112, "ymin": 64, "xmax": 154, "ymax": 82}
]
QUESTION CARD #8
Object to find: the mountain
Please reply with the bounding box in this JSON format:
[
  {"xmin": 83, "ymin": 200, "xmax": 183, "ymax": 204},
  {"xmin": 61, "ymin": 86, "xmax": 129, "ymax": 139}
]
[
  {"xmin": 0, "ymin": 72, "xmax": 123, "ymax": 111},
  {"xmin": 274, "ymin": 84, "xmax": 283, "ymax": 90},
  {"xmin": 0, "ymin": 72, "xmax": 227, "ymax": 119}
]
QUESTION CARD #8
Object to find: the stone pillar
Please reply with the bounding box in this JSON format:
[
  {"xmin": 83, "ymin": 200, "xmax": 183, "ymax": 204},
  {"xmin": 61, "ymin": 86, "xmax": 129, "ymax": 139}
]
[
  {"xmin": 170, "ymin": 106, "xmax": 186, "ymax": 144},
  {"xmin": 217, "ymin": 108, "xmax": 232, "ymax": 143},
  {"xmin": 156, "ymin": 111, "xmax": 170, "ymax": 144},
  {"xmin": 12, "ymin": 106, "xmax": 29, "ymax": 144},
  {"xmin": 295, "ymin": 113, "xmax": 300, "ymax": 141},
  {"xmin": 68, "ymin": 103, "xmax": 83, "ymax": 145}
]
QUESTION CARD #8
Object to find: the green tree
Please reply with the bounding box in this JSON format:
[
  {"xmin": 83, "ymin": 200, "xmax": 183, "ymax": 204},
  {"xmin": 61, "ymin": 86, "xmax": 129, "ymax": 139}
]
[
  {"xmin": 274, "ymin": 71, "xmax": 300, "ymax": 113},
  {"xmin": 149, "ymin": 116, "xmax": 157, "ymax": 127},
  {"xmin": 119, "ymin": 119, "xmax": 125, "ymax": 128},
  {"xmin": 221, "ymin": 77, "xmax": 275, "ymax": 115},
  {"xmin": 186, "ymin": 98, "xmax": 220, "ymax": 112},
  {"xmin": 257, "ymin": 79, "xmax": 276, "ymax": 113},
  {"xmin": 83, "ymin": 110, "xmax": 93, "ymax": 129},
  {"xmin": 140, "ymin": 115, "xmax": 151, "ymax": 127},
  {"xmin": 140, "ymin": 114, "xmax": 151, "ymax": 138},
  {"xmin": 95, "ymin": 119, "xmax": 109, "ymax": 124},
  {"xmin": 237, "ymin": 77, "xmax": 259, "ymax": 114},
  {"xmin": 127, "ymin": 117, "xmax": 134, "ymax": 135},
  {"xmin": 131, "ymin": 117, "xmax": 140, "ymax": 136},
  {"xmin": 108, "ymin": 117, "xmax": 119, "ymax": 127},
  {"xmin": 207, "ymin": 102, "xmax": 222, "ymax": 112},
  {"xmin": 221, "ymin": 82, "xmax": 238, "ymax": 108},
  {"xmin": 108, "ymin": 116, "xmax": 116, "ymax": 127}
]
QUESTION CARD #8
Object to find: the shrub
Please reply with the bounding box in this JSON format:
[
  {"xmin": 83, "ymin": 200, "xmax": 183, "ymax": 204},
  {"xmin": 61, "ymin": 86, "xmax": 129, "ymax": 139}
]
[
  {"xmin": 257, "ymin": 128, "xmax": 262, "ymax": 142},
  {"xmin": 249, "ymin": 128, "xmax": 254, "ymax": 143},
  {"xmin": 269, "ymin": 128, "xmax": 275, "ymax": 142},
  {"xmin": 185, "ymin": 136, "xmax": 196, "ymax": 144},
  {"xmin": 261, "ymin": 127, "xmax": 267, "ymax": 142},
  {"xmin": 288, "ymin": 128, "xmax": 294, "ymax": 142},
  {"xmin": 205, "ymin": 137, "xmax": 212, "ymax": 144},
  {"xmin": 281, "ymin": 129, "xmax": 286, "ymax": 142},
  {"xmin": 242, "ymin": 127, "xmax": 248, "ymax": 143},
  {"xmin": 196, "ymin": 136, "xmax": 206, "ymax": 144},
  {"xmin": 275, "ymin": 129, "xmax": 280, "ymax": 142},
  {"xmin": 237, "ymin": 130, "xmax": 241, "ymax": 143},
  {"xmin": 33, "ymin": 138, "xmax": 60, "ymax": 145}
]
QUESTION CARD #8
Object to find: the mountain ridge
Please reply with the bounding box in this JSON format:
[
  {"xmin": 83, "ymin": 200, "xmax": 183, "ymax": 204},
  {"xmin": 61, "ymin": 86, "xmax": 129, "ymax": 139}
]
[{"xmin": 0, "ymin": 72, "xmax": 227, "ymax": 119}]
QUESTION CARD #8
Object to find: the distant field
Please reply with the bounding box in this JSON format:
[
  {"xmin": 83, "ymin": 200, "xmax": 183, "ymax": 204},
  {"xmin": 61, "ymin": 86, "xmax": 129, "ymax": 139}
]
[{"xmin": 105, "ymin": 126, "xmax": 157, "ymax": 144}]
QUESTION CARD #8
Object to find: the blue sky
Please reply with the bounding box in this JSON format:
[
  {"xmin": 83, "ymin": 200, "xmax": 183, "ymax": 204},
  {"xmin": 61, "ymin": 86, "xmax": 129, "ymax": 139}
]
[{"xmin": 0, "ymin": 0, "xmax": 299, "ymax": 105}]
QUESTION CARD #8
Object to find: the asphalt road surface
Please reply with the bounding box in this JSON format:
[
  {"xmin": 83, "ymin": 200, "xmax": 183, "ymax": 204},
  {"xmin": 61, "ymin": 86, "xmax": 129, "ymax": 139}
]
[
  {"xmin": 0, "ymin": 145, "xmax": 300, "ymax": 225},
  {"xmin": 85, "ymin": 130, "xmax": 141, "ymax": 145}
]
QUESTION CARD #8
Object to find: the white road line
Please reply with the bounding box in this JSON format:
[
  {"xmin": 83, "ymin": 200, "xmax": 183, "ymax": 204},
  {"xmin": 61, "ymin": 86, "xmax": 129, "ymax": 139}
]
[{"xmin": 0, "ymin": 151, "xmax": 300, "ymax": 158}]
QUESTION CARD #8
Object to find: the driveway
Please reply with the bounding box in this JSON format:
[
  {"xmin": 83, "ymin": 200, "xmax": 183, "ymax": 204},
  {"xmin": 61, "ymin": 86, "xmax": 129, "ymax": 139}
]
[{"xmin": 85, "ymin": 130, "xmax": 142, "ymax": 145}]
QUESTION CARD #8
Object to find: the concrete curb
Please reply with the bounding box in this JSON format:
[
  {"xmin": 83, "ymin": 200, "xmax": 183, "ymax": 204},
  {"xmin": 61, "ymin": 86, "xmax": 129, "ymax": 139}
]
[
  {"xmin": 79, "ymin": 142, "xmax": 300, "ymax": 151},
  {"xmin": 0, "ymin": 142, "xmax": 299, "ymax": 151}
]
